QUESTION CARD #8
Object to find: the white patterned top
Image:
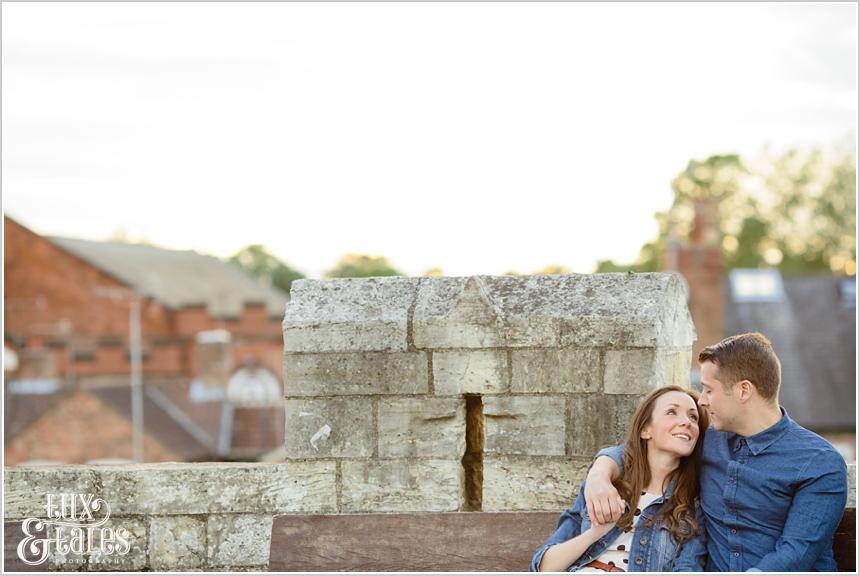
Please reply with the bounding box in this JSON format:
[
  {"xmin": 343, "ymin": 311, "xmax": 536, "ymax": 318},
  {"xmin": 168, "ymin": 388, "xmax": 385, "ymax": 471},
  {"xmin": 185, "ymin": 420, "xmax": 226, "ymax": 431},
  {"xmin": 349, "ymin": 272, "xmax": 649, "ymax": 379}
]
[{"xmin": 576, "ymin": 492, "xmax": 662, "ymax": 573}]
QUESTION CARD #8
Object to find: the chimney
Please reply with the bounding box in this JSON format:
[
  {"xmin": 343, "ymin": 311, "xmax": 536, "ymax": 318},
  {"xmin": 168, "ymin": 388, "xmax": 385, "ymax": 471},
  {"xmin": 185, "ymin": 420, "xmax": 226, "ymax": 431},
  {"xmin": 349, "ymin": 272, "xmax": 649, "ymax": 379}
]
[{"xmin": 668, "ymin": 198, "xmax": 725, "ymax": 366}]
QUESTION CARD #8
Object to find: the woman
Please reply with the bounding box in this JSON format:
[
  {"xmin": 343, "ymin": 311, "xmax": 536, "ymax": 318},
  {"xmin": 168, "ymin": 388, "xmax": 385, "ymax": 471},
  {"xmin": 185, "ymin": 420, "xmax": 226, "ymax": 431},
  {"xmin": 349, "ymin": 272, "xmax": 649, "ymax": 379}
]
[{"xmin": 531, "ymin": 385, "xmax": 708, "ymax": 572}]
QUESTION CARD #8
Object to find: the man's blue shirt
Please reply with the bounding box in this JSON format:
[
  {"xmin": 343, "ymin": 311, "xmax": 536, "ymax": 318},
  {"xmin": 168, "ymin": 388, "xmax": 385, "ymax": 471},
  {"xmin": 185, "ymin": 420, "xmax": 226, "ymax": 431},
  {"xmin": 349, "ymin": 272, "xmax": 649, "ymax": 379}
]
[{"xmin": 598, "ymin": 407, "xmax": 847, "ymax": 572}]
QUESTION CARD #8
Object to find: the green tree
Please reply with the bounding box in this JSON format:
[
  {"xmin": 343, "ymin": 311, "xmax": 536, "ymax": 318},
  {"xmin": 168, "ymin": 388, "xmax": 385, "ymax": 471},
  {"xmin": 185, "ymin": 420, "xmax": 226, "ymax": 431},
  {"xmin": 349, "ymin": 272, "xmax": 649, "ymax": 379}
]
[
  {"xmin": 228, "ymin": 244, "xmax": 305, "ymax": 293},
  {"xmin": 533, "ymin": 264, "xmax": 572, "ymax": 275},
  {"xmin": 757, "ymin": 147, "xmax": 856, "ymax": 274},
  {"xmin": 594, "ymin": 147, "xmax": 856, "ymax": 276},
  {"xmin": 325, "ymin": 253, "xmax": 404, "ymax": 278}
]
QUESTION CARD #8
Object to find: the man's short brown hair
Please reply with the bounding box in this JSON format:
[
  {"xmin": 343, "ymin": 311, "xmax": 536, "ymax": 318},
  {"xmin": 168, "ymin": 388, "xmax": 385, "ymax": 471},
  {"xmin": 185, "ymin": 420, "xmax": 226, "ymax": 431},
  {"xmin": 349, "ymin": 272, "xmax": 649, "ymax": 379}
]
[{"xmin": 698, "ymin": 332, "xmax": 781, "ymax": 401}]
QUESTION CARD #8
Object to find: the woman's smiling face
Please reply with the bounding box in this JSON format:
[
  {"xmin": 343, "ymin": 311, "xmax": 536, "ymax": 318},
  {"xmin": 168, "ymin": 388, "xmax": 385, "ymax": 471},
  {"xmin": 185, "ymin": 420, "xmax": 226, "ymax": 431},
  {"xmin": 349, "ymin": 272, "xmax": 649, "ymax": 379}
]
[{"xmin": 640, "ymin": 390, "xmax": 701, "ymax": 458}]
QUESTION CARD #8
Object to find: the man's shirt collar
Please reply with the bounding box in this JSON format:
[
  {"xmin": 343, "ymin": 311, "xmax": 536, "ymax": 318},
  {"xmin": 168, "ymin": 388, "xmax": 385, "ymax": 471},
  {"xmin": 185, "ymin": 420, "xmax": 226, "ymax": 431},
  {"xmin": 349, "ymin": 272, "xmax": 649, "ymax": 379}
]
[{"xmin": 728, "ymin": 406, "xmax": 792, "ymax": 456}]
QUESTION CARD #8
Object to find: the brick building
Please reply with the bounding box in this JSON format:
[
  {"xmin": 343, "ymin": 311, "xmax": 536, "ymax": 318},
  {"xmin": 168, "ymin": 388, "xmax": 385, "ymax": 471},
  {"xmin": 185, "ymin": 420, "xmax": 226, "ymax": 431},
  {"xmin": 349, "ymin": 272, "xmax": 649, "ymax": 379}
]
[{"xmin": 4, "ymin": 216, "xmax": 286, "ymax": 463}]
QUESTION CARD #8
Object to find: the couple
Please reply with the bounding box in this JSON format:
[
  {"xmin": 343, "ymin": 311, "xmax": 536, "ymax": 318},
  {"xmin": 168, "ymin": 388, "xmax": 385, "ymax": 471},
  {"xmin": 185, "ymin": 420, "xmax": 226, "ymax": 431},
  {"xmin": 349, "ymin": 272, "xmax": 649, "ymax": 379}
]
[{"xmin": 531, "ymin": 332, "xmax": 848, "ymax": 572}]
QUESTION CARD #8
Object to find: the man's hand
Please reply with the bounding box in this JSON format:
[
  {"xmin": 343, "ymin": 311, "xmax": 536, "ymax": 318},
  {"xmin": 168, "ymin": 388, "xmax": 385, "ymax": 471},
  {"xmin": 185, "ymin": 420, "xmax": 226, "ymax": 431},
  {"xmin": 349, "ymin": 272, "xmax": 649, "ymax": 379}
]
[{"xmin": 584, "ymin": 456, "xmax": 625, "ymax": 525}]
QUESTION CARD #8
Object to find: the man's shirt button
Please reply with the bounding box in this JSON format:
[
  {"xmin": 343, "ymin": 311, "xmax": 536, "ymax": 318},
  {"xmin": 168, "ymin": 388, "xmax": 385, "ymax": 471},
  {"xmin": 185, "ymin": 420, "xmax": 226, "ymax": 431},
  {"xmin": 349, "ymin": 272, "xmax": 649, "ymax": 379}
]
[
  {"xmin": 733, "ymin": 552, "xmax": 740, "ymax": 557},
  {"xmin": 639, "ymin": 538, "xmax": 647, "ymax": 545},
  {"xmin": 635, "ymin": 558, "xmax": 643, "ymax": 565},
  {"xmin": 731, "ymin": 528, "xmax": 737, "ymax": 534}
]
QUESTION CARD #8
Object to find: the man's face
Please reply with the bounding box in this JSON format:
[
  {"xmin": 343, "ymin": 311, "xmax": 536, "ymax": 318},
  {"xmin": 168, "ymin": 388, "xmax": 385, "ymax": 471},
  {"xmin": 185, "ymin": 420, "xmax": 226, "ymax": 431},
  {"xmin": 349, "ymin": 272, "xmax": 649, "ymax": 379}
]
[{"xmin": 698, "ymin": 361, "xmax": 741, "ymax": 433}]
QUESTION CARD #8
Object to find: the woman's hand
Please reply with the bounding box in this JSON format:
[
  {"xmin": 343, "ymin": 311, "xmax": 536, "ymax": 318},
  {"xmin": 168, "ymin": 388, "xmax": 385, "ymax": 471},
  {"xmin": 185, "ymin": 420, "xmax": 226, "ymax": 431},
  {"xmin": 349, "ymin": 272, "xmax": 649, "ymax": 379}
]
[{"xmin": 585, "ymin": 519, "xmax": 617, "ymax": 542}]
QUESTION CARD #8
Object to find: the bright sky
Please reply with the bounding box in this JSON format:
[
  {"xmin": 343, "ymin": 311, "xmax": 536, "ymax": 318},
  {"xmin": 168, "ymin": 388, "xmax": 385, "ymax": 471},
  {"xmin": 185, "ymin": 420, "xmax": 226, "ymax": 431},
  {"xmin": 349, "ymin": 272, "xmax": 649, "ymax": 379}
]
[{"xmin": 2, "ymin": 2, "xmax": 856, "ymax": 278}]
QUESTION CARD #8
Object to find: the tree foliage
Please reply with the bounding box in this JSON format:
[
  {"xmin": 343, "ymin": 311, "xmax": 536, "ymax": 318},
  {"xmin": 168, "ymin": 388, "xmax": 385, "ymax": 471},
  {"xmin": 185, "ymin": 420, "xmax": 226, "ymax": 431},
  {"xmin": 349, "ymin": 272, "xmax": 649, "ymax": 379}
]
[
  {"xmin": 325, "ymin": 253, "xmax": 404, "ymax": 278},
  {"xmin": 595, "ymin": 147, "xmax": 856, "ymax": 276},
  {"xmin": 228, "ymin": 244, "xmax": 305, "ymax": 294},
  {"xmin": 533, "ymin": 264, "xmax": 572, "ymax": 275}
]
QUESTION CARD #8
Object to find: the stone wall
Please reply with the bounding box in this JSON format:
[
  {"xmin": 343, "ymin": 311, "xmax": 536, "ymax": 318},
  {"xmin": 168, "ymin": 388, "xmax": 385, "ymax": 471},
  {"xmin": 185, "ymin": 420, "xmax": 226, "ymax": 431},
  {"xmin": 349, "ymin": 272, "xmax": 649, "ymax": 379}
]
[
  {"xmin": 282, "ymin": 273, "xmax": 695, "ymax": 512},
  {"xmin": 3, "ymin": 462, "xmax": 334, "ymax": 571},
  {"xmin": 3, "ymin": 273, "xmax": 857, "ymax": 571}
]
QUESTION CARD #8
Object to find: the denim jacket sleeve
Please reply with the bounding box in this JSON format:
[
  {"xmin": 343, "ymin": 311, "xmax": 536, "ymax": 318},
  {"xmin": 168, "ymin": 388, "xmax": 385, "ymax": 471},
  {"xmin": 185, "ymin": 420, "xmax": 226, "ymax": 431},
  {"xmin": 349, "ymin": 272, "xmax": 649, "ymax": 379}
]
[
  {"xmin": 529, "ymin": 486, "xmax": 587, "ymax": 572},
  {"xmin": 672, "ymin": 501, "xmax": 708, "ymax": 572},
  {"xmin": 748, "ymin": 449, "xmax": 848, "ymax": 572},
  {"xmin": 594, "ymin": 444, "xmax": 625, "ymax": 475}
]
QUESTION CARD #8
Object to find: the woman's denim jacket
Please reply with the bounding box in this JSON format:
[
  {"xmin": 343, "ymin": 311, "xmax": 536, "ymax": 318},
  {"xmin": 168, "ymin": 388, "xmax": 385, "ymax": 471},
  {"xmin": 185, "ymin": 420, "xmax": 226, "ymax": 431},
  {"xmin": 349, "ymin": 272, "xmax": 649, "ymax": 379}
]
[{"xmin": 530, "ymin": 479, "xmax": 707, "ymax": 572}]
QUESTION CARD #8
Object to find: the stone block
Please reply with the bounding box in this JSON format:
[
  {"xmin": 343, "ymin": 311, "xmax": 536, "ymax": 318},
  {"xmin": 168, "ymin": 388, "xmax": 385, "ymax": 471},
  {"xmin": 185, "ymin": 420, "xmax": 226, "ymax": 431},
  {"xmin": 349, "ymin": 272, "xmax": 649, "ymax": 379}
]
[
  {"xmin": 46, "ymin": 523, "xmax": 87, "ymax": 571},
  {"xmin": 94, "ymin": 462, "xmax": 336, "ymax": 515},
  {"xmin": 284, "ymin": 398, "xmax": 374, "ymax": 458},
  {"xmin": 433, "ymin": 350, "xmax": 508, "ymax": 395},
  {"xmin": 378, "ymin": 398, "xmax": 466, "ymax": 458},
  {"xmin": 282, "ymin": 277, "xmax": 420, "ymax": 352},
  {"xmin": 482, "ymin": 456, "xmax": 590, "ymax": 511},
  {"xmin": 848, "ymin": 463, "xmax": 857, "ymax": 508},
  {"xmin": 483, "ymin": 396, "xmax": 566, "ymax": 456},
  {"xmin": 149, "ymin": 516, "xmax": 206, "ymax": 570},
  {"xmin": 568, "ymin": 394, "xmax": 643, "ymax": 457},
  {"xmin": 341, "ymin": 460, "xmax": 462, "ymax": 512},
  {"xmin": 4, "ymin": 466, "xmax": 97, "ymax": 519},
  {"xmin": 413, "ymin": 277, "xmax": 558, "ymax": 349},
  {"xmin": 88, "ymin": 516, "xmax": 148, "ymax": 571},
  {"xmin": 510, "ymin": 348, "xmax": 601, "ymax": 393},
  {"xmin": 603, "ymin": 348, "xmax": 691, "ymax": 394},
  {"xmin": 207, "ymin": 515, "xmax": 272, "ymax": 567},
  {"xmin": 285, "ymin": 274, "xmax": 693, "ymax": 354},
  {"xmin": 284, "ymin": 352, "xmax": 428, "ymax": 396}
]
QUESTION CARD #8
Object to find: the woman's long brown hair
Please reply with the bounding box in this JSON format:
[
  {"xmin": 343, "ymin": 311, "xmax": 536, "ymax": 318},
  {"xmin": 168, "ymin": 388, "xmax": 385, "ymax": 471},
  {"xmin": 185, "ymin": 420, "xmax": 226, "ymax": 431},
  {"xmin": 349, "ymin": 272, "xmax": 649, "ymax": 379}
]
[{"xmin": 611, "ymin": 385, "xmax": 709, "ymax": 543}]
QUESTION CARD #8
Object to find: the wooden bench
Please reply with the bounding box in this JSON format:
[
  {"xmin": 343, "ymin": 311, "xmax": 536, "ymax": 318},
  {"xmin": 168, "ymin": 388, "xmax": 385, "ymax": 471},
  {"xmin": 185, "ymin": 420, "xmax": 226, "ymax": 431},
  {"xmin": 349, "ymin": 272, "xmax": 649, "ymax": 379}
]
[{"xmin": 269, "ymin": 508, "xmax": 856, "ymax": 572}]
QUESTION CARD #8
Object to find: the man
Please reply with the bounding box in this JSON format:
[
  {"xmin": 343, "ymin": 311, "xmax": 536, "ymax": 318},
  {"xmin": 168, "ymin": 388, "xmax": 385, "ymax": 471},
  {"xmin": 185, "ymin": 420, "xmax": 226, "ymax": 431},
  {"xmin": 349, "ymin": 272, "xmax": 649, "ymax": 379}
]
[{"xmin": 584, "ymin": 332, "xmax": 848, "ymax": 571}]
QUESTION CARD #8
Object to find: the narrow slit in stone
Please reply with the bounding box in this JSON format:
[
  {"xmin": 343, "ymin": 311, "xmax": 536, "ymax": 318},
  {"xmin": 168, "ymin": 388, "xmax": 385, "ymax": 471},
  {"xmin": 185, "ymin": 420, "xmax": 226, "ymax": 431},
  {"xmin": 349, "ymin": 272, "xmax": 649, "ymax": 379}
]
[{"xmin": 462, "ymin": 394, "xmax": 484, "ymax": 511}]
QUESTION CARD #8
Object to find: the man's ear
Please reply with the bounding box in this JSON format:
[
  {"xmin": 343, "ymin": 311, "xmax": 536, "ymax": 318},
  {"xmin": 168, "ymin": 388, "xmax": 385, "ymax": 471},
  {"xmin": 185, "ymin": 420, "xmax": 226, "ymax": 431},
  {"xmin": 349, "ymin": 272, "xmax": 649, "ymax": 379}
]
[{"xmin": 737, "ymin": 380, "xmax": 754, "ymax": 403}]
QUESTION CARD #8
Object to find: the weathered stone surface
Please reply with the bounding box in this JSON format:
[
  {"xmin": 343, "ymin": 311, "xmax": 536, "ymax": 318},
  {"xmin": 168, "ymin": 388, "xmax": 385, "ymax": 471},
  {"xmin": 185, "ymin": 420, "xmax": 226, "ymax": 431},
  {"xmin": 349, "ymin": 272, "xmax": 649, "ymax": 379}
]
[
  {"xmin": 510, "ymin": 348, "xmax": 601, "ymax": 393},
  {"xmin": 207, "ymin": 515, "xmax": 272, "ymax": 567},
  {"xmin": 848, "ymin": 463, "xmax": 857, "ymax": 508},
  {"xmin": 4, "ymin": 466, "xmax": 97, "ymax": 519},
  {"xmin": 568, "ymin": 394, "xmax": 644, "ymax": 457},
  {"xmin": 341, "ymin": 460, "xmax": 462, "ymax": 512},
  {"xmin": 94, "ymin": 462, "xmax": 336, "ymax": 515},
  {"xmin": 378, "ymin": 398, "xmax": 466, "ymax": 458},
  {"xmin": 413, "ymin": 273, "xmax": 694, "ymax": 349},
  {"xmin": 284, "ymin": 398, "xmax": 374, "ymax": 458},
  {"xmin": 46, "ymin": 523, "xmax": 88, "ymax": 571},
  {"xmin": 483, "ymin": 396, "xmax": 566, "ymax": 456},
  {"xmin": 283, "ymin": 277, "xmax": 420, "ymax": 352},
  {"xmin": 413, "ymin": 277, "xmax": 558, "ymax": 349},
  {"xmin": 603, "ymin": 348, "xmax": 691, "ymax": 394},
  {"xmin": 287, "ymin": 274, "xmax": 694, "ymax": 353},
  {"xmin": 283, "ymin": 352, "xmax": 428, "ymax": 396},
  {"xmin": 88, "ymin": 516, "xmax": 148, "ymax": 571},
  {"xmin": 149, "ymin": 516, "xmax": 206, "ymax": 570},
  {"xmin": 433, "ymin": 351, "xmax": 508, "ymax": 395},
  {"xmin": 482, "ymin": 456, "xmax": 590, "ymax": 511}
]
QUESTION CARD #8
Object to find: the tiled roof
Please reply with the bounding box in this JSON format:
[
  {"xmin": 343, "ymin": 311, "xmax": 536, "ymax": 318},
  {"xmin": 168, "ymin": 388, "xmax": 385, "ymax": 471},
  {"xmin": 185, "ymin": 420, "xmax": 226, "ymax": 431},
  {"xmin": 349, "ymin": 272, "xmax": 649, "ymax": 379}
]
[
  {"xmin": 92, "ymin": 384, "xmax": 216, "ymax": 461},
  {"xmin": 724, "ymin": 275, "xmax": 856, "ymax": 430},
  {"xmin": 48, "ymin": 236, "xmax": 288, "ymax": 318}
]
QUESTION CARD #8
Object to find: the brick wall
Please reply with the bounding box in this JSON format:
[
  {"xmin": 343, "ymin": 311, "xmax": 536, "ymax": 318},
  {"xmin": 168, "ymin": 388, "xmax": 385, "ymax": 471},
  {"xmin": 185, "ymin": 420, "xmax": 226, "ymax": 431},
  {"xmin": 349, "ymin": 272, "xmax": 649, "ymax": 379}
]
[{"xmin": 3, "ymin": 218, "xmax": 285, "ymax": 383}]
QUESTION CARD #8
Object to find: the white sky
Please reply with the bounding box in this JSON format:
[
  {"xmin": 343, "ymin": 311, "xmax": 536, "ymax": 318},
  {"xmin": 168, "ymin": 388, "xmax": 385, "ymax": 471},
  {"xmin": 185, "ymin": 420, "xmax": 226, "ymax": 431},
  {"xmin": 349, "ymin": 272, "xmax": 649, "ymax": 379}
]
[{"xmin": 2, "ymin": 2, "xmax": 857, "ymax": 278}]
